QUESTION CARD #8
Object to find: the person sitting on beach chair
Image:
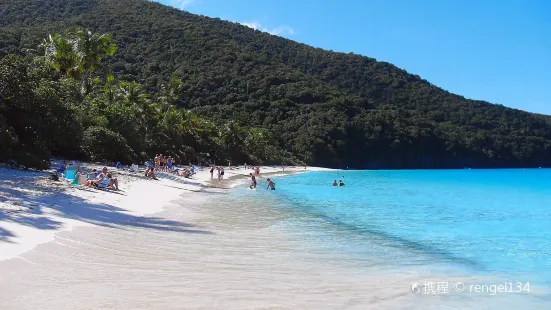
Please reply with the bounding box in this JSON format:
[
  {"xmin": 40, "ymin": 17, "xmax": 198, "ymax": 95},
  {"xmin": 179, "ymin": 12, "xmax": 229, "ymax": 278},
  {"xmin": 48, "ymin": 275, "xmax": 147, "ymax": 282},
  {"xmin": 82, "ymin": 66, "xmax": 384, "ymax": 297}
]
[{"xmin": 85, "ymin": 167, "xmax": 119, "ymax": 190}]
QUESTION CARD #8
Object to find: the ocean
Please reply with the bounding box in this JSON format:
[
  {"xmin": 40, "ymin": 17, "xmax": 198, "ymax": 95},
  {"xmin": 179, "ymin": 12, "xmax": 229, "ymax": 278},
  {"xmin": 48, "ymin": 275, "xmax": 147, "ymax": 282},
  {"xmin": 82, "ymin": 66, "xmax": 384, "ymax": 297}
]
[
  {"xmin": 1, "ymin": 169, "xmax": 550, "ymax": 309},
  {"xmin": 231, "ymin": 169, "xmax": 551, "ymax": 306}
]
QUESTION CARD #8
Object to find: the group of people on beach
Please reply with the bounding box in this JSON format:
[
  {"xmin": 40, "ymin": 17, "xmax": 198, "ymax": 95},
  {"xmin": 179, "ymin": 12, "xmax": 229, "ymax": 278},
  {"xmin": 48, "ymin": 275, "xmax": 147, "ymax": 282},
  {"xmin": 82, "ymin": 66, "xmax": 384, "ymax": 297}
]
[
  {"xmin": 248, "ymin": 171, "xmax": 275, "ymax": 190},
  {"xmin": 210, "ymin": 166, "xmax": 225, "ymax": 180},
  {"xmin": 154, "ymin": 154, "xmax": 174, "ymax": 172},
  {"xmin": 55, "ymin": 161, "xmax": 120, "ymax": 191},
  {"xmin": 85, "ymin": 167, "xmax": 120, "ymax": 190}
]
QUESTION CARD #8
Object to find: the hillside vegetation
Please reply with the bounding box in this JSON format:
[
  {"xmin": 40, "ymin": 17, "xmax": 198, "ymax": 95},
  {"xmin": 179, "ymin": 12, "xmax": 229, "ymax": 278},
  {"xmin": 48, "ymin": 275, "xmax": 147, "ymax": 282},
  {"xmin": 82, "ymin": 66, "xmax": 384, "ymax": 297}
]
[{"xmin": 1, "ymin": 0, "xmax": 550, "ymax": 169}]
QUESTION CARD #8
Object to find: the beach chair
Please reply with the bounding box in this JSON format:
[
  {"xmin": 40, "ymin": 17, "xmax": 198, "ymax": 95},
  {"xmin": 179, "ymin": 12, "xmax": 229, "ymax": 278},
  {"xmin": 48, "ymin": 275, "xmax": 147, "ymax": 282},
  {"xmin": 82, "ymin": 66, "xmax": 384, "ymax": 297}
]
[
  {"xmin": 53, "ymin": 164, "xmax": 65, "ymax": 177},
  {"xmin": 93, "ymin": 177, "xmax": 111, "ymax": 190},
  {"xmin": 64, "ymin": 167, "xmax": 78, "ymax": 181}
]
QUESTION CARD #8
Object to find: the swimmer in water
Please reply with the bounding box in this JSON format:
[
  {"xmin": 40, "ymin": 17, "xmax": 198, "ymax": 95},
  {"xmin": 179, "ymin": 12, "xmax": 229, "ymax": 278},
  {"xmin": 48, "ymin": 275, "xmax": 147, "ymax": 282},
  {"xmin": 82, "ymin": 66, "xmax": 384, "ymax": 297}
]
[
  {"xmin": 332, "ymin": 180, "xmax": 338, "ymax": 186},
  {"xmin": 266, "ymin": 178, "xmax": 276, "ymax": 191},
  {"xmin": 249, "ymin": 173, "xmax": 257, "ymax": 189},
  {"xmin": 339, "ymin": 180, "xmax": 345, "ymax": 186}
]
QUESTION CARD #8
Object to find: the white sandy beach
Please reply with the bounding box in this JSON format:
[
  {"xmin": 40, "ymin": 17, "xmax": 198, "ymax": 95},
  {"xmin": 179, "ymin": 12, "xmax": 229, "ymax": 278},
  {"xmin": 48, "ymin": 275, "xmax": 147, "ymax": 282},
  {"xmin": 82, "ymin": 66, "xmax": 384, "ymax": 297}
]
[
  {"xmin": 0, "ymin": 164, "xmax": 324, "ymax": 262},
  {"xmin": 0, "ymin": 164, "xmax": 544, "ymax": 309}
]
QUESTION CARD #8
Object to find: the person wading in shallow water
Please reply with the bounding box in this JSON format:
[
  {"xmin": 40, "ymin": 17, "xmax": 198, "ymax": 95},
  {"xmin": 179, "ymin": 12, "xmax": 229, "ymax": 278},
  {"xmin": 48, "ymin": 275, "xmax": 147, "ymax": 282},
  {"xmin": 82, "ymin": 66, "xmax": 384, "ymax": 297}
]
[
  {"xmin": 266, "ymin": 178, "xmax": 276, "ymax": 191},
  {"xmin": 249, "ymin": 173, "xmax": 257, "ymax": 189}
]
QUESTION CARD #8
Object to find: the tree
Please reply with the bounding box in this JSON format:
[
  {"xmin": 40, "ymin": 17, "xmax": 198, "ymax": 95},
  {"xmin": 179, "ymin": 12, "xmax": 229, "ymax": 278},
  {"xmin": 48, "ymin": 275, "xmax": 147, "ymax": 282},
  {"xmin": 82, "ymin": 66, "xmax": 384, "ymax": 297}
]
[
  {"xmin": 40, "ymin": 34, "xmax": 80, "ymax": 79},
  {"xmin": 0, "ymin": 55, "xmax": 82, "ymax": 169},
  {"xmin": 40, "ymin": 28, "xmax": 116, "ymax": 93},
  {"xmin": 71, "ymin": 27, "xmax": 117, "ymax": 87},
  {"xmin": 160, "ymin": 73, "xmax": 183, "ymax": 126},
  {"xmin": 3, "ymin": 0, "xmax": 551, "ymax": 168}
]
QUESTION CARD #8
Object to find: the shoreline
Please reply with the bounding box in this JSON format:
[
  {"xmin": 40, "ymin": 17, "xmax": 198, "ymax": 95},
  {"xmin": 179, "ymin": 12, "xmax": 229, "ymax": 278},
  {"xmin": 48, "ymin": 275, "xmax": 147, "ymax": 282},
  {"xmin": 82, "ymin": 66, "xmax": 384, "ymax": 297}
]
[
  {"xmin": 1, "ymin": 166, "xmax": 549, "ymax": 309},
  {"xmin": 0, "ymin": 164, "xmax": 331, "ymax": 262}
]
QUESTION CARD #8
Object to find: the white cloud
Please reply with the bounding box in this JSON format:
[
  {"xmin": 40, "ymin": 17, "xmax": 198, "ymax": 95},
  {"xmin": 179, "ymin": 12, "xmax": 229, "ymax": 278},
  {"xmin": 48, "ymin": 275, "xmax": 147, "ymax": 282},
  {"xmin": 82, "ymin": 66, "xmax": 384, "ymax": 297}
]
[
  {"xmin": 168, "ymin": 0, "xmax": 198, "ymax": 9},
  {"xmin": 241, "ymin": 21, "xmax": 262, "ymax": 30},
  {"xmin": 240, "ymin": 21, "xmax": 295, "ymax": 37}
]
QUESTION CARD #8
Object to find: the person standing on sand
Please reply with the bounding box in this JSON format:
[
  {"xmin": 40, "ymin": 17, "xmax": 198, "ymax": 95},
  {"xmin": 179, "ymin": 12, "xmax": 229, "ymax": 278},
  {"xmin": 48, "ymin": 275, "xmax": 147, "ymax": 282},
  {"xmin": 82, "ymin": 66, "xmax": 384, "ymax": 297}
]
[
  {"xmin": 217, "ymin": 167, "xmax": 221, "ymax": 180},
  {"xmin": 210, "ymin": 166, "xmax": 214, "ymax": 179},
  {"xmin": 167, "ymin": 156, "xmax": 173, "ymax": 172},
  {"xmin": 220, "ymin": 167, "xmax": 225, "ymax": 180}
]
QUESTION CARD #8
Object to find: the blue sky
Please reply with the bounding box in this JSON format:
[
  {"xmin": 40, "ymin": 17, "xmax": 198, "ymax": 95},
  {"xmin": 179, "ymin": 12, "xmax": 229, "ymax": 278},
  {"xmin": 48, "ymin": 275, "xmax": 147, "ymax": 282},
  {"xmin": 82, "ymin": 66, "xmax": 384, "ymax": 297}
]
[{"xmin": 157, "ymin": 0, "xmax": 551, "ymax": 115}]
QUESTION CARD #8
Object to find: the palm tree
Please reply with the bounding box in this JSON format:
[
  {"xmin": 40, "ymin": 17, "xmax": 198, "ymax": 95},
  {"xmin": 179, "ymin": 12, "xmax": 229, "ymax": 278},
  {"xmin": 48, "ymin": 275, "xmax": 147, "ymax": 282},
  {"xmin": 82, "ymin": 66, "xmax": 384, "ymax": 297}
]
[
  {"xmin": 116, "ymin": 81, "xmax": 149, "ymax": 107},
  {"xmin": 71, "ymin": 27, "xmax": 117, "ymax": 82},
  {"xmin": 160, "ymin": 73, "xmax": 183, "ymax": 126},
  {"xmin": 102, "ymin": 73, "xmax": 117, "ymax": 104},
  {"xmin": 40, "ymin": 28, "xmax": 116, "ymax": 93},
  {"xmin": 40, "ymin": 34, "xmax": 80, "ymax": 79}
]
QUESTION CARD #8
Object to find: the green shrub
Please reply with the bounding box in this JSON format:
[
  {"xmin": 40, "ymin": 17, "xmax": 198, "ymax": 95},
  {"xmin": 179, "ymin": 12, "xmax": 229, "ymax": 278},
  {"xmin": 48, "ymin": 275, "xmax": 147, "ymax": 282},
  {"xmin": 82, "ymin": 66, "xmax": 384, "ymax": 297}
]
[
  {"xmin": 0, "ymin": 116, "xmax": 18, "ymax": 164},
  {"xmin": 81, "ymin": 126, "xmax": 136, "ymax": 164}
]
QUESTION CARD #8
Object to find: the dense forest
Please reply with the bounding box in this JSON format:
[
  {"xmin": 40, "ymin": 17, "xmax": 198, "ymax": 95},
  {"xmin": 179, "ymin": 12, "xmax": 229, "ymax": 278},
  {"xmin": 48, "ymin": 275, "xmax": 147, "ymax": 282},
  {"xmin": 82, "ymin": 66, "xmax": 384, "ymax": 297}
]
[{"xmin": 1, "ymin": 0, "xmax": 551, "ymax": 169}]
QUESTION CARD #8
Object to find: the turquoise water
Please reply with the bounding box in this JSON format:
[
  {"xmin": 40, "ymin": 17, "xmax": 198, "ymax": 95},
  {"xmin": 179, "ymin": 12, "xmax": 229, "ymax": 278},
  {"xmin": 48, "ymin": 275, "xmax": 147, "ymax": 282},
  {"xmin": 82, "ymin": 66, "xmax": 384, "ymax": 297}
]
[{"xmin": 233, "ymin": 169, "xmax": 551, "ymax": 293}]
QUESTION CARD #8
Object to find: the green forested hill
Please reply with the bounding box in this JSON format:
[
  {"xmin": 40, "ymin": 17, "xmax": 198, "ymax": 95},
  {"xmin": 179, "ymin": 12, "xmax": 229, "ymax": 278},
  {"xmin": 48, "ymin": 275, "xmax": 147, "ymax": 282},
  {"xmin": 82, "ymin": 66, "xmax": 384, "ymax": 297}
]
[{"xmin": 1, "ymin": 0, "xmax": 551, "ymax": 169}]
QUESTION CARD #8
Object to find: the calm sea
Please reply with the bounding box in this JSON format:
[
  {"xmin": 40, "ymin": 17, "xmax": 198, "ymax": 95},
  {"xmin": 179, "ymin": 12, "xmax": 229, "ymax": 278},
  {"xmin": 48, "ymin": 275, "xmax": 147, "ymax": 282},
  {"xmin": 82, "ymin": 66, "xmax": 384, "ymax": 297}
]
[{"xmin": 232, "ymin": 169, "xmax": 551, "ymax": 302}]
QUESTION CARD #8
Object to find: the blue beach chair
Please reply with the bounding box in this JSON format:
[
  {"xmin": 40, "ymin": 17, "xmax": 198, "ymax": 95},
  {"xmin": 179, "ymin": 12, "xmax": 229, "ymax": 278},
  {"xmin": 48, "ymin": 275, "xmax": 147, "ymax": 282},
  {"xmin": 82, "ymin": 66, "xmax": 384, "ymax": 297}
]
[
  {"xmin": 96, "ymin": 177, "xmax": 111, "ymax": 190},
  {"xmin": 64, "ymin": 167, "xmax": 78, "ymax": 181},
  {"xmin": 129, "ymin": 164, "xmax": 137, "ymax": 173}
]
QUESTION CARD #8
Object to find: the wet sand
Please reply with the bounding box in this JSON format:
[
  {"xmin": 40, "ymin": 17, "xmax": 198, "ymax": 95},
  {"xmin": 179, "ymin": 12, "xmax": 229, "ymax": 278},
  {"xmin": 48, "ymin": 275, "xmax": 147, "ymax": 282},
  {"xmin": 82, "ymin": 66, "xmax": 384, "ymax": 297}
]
[{"xmin": 0, "ymin": 188, "xmax": 545, "ymax": 309}]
